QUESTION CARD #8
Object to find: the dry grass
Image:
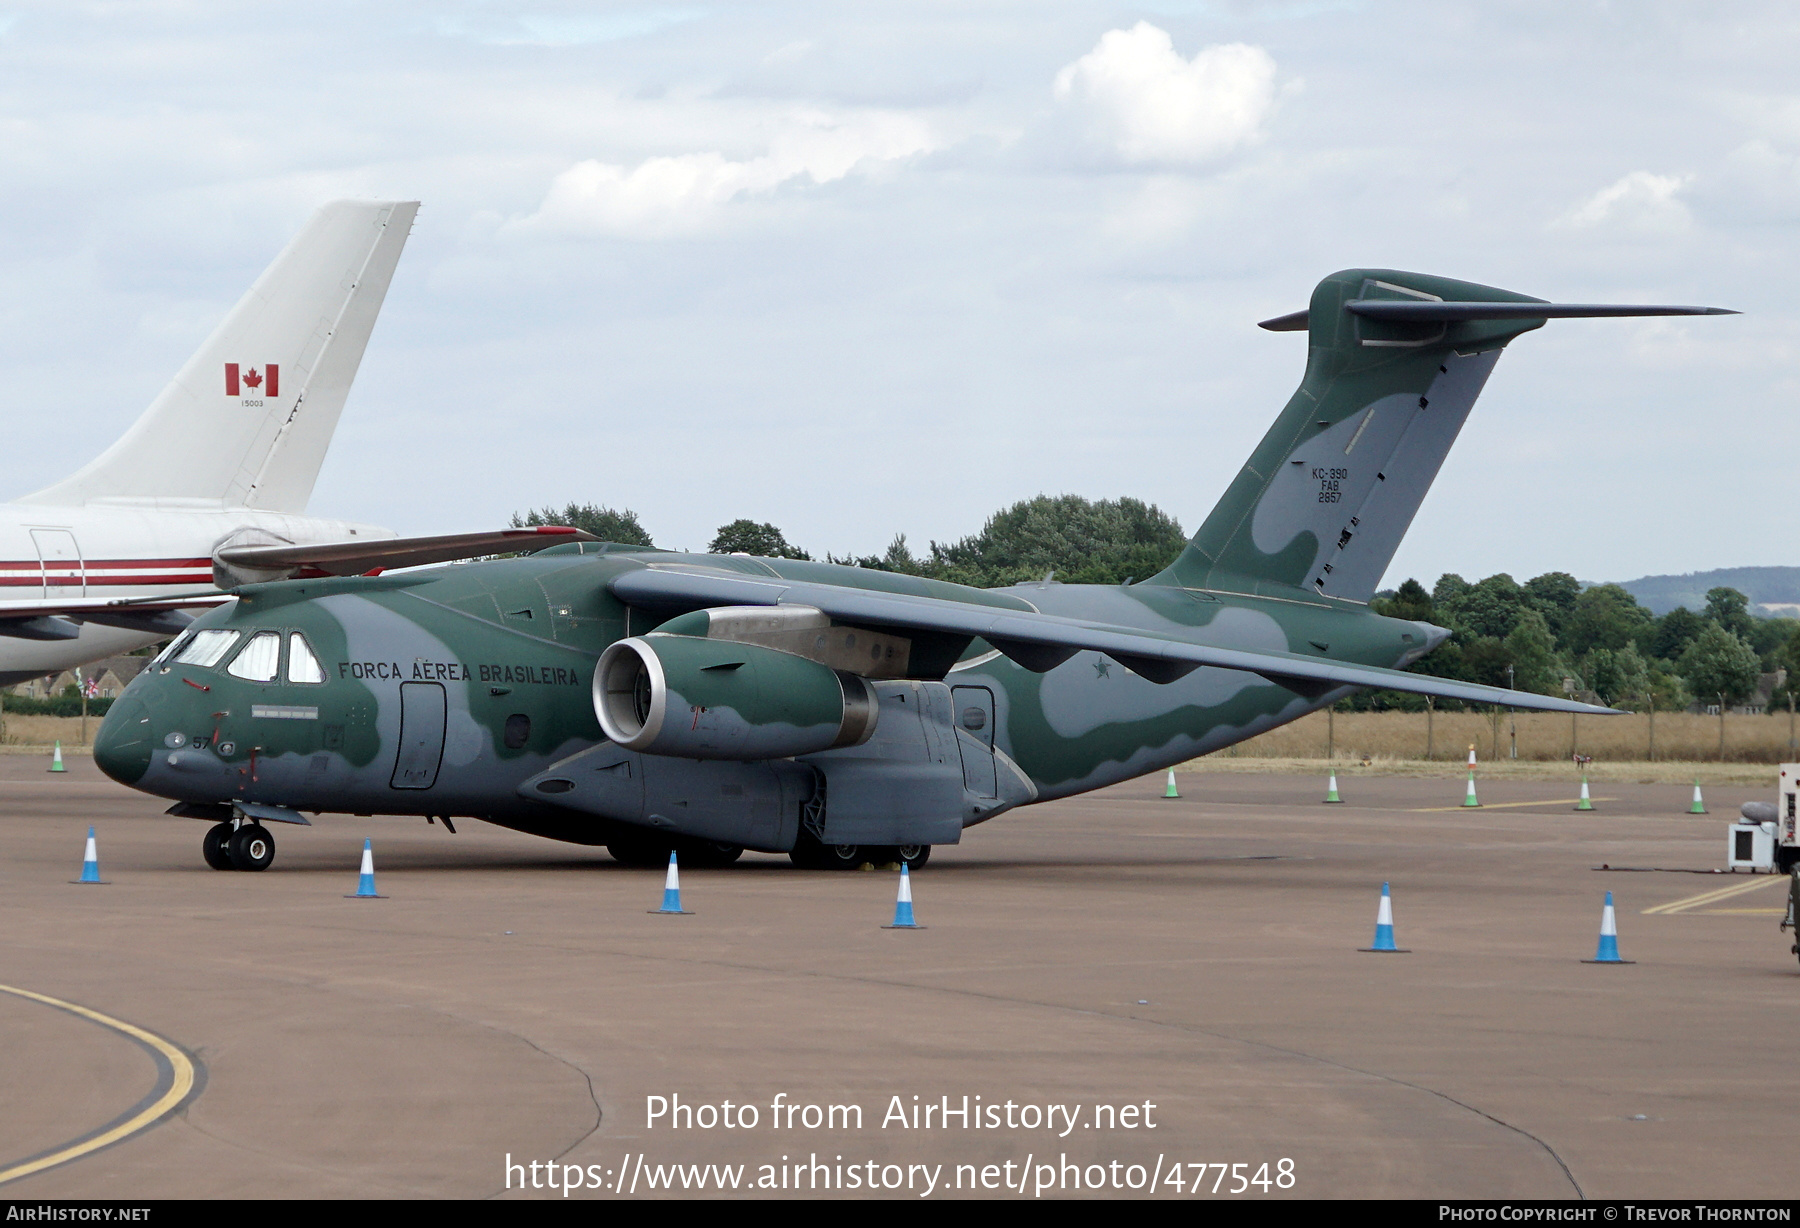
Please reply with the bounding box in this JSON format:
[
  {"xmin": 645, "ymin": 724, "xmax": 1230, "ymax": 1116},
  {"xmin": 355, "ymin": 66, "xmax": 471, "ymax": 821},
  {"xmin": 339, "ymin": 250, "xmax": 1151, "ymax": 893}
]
[
  {"xmin": 0, "ymin": 714, "xmax": 99, "ymax": 752},
  {"xmin": 1225, "ymin": 708, "xmax": 1797, "ymax": 763},
  {"xmin": 1187, "ymin": 709, "xmax": 1800, "ymax": 785}
]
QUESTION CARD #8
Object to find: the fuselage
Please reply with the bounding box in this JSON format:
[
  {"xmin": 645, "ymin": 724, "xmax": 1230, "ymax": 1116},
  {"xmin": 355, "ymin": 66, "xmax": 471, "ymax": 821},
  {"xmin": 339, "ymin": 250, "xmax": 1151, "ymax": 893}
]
[
  {"xmin": 0, "ymin": 502, "xmax": 392, "ymax": 684},
  {"xmin": 94, "ymin": 545, "xmax": 1434, "ymax": 847}
]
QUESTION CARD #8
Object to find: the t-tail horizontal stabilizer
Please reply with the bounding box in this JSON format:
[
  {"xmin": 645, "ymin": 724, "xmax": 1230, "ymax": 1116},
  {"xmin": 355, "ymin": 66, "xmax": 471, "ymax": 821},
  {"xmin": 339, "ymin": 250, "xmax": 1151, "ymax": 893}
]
[
  {"xmin": 1151, "ymin": 269, "xmax": 1737, "ymax": 605},
  {"xmin": 1259, "ymin": 301, "xmax": 1738, "ymax": 331}
]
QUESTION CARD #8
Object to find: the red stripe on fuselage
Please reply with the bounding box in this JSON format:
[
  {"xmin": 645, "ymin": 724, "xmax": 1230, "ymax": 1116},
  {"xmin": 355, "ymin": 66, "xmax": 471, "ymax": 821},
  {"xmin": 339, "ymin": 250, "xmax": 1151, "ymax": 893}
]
[
  {"xmin": 0, "ymin": 558, "xmax": 212, "ymax": 570},
  {"xmin": 0, "ymin": 573, "xmax": 212, "ymax": 587}
]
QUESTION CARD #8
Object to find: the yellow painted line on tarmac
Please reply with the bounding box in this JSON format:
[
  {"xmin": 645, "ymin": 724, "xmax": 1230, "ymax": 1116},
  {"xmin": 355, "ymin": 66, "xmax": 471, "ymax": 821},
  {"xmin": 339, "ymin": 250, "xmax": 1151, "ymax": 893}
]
[
  {"xmin": 1409, "ymin": 797, "xmax": 1616, "ymax": 813},
  {"xmin": 0, "ymin": 983, "xmax": 199, "ymax": 1186},
  {"xmin": 1642, "ymin": 876, "xmax": 1783, "ymax": 916}
]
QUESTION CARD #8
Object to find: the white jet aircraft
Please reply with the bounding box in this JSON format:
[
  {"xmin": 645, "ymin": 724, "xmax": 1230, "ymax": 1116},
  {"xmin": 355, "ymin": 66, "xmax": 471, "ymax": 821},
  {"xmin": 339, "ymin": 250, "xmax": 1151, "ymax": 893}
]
[{"xmin": 0, "ymin": 200, "xmax": 588, "ymax": 684}]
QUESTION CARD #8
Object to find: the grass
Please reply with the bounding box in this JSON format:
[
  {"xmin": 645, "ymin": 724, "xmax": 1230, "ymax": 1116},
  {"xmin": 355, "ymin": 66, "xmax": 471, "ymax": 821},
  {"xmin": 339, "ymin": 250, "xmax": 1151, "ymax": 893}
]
[
  {"xmin": 0, "ymin": 713, "xmax": 101, "ymax": 752},
  {"xmin": 1185, "ymin": 709, "xmax": 1799, "ymax": 785}
]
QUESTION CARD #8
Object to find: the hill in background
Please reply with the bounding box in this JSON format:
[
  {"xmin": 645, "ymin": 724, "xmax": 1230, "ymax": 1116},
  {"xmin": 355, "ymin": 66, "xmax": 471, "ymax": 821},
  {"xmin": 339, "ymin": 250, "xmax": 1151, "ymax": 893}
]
[{"xmin": 1613, "ymin": 566, "xmax": 1800, "ymax": 616}]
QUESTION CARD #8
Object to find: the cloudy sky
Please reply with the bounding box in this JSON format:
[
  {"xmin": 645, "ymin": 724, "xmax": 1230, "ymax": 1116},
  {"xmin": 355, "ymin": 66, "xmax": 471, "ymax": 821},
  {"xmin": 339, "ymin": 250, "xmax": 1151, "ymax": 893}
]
[{"xmin": 0, "ymin": 1, "xmax": 1793, "ymax": 588}]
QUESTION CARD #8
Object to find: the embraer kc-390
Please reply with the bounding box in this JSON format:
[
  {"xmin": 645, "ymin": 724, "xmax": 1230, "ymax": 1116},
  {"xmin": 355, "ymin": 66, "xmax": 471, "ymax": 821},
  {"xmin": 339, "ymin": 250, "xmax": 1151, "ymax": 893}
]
[{"xmin": 92, "ymin": 269, "xmax": 1734, "ymax": 873}]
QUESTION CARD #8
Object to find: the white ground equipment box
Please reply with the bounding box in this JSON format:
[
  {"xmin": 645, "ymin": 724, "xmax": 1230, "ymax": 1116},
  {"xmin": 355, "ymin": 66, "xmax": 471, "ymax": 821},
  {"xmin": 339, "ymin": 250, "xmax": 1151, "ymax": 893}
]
[
  {"xmin": 1737, "ymin": 763, "xmax": 1800, "ymax": 873},
  {"xmin": 1729, "ymin": 815, "xmax": 1775, "ymax": 871}
]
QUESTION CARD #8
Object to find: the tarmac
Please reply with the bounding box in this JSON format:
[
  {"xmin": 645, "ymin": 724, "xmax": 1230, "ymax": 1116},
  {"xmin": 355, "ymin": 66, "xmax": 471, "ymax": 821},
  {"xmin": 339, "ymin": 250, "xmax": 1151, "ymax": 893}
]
[{"xmin": 0, "ymin": 754, "xmax": 1792, "ymax": 1200}]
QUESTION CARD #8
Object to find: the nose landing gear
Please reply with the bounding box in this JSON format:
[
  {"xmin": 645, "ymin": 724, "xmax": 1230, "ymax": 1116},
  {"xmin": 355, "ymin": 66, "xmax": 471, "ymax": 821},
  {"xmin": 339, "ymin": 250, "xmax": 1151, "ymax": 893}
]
[{"xmin": 203, "ymin": 820, "xmax": 275, "ymax": 871}]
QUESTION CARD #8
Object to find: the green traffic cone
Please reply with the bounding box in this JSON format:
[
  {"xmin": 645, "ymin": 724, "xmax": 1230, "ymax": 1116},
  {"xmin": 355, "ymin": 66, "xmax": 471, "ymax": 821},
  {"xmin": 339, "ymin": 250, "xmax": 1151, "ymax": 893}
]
[
  {"xmin": 1461, "ymin": 770, "xmax": 1480, "ymax": 807},
  {"xmin": 1324, "ymin": 771, "xmax": 1342, "ymax": 804},
  {"xmin": 1163, "ymin": 769, "xmax": 1180, "ymax": 799},
  {"xmin": 48, "ymin": 741, "xmax": 66, "ymax": 773},
  {"xmin": 1687, "ymin": 780, "xmax": 1707, "ymax": 814},
  {"xmin": 1574, "ymin": 776, "xmax": 1594, "ymax": 811}
]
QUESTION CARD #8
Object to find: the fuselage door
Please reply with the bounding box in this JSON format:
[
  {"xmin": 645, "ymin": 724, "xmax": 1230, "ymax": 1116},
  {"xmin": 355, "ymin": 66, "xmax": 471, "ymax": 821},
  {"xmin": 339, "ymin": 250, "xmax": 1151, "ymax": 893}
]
[
  {"xmin": 951, "ymin": 684, "xmax": 997, "ymax": 798},
  {"xmin": 30, "ymin": 529, "xmax": 83, "ymax": 598},
  {"xmin": 390, "ymin": 681, "xmax": 447, "ymax": 790}
]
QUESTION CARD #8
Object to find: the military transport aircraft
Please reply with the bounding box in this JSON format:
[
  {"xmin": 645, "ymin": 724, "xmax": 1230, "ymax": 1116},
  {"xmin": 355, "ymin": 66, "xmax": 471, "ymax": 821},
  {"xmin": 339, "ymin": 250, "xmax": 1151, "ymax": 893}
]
[
  {"xmin": 93, "ymin": 269, "xmax": 1734, "ymax": 872},
  {"xmin": 0, "ymin": 200, "xmax": 592, "ymax": 685}
]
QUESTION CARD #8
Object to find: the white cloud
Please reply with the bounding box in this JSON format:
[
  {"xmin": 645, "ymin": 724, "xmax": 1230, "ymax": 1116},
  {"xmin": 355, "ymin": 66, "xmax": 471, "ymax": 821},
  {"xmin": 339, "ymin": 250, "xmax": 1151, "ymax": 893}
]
[
  {"xmin": 1560, "ymin": 171, "xmax": 1693, "ymax": 233},
  {"xmin": 1053, "ymin": 23, "xmax": 1277, "ymax": 165},
  {"xmin": 514, "ymin": 109, "xmax": 938, "ymax": 237}
]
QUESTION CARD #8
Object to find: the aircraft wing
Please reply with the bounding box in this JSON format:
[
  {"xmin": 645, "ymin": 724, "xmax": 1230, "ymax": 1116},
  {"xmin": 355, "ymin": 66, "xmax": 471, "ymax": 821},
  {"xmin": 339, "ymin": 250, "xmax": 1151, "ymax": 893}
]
[
  {"xmin": 0, "ymin": 594, "xmax": 233, "ymax": 640},
  {"xmin": 215, "ymin": 526, "xmax": 599, "ymax": 576},
  {"xmin": 609, "ymin": 565, "xmax": 1619, "ymax": 715}
]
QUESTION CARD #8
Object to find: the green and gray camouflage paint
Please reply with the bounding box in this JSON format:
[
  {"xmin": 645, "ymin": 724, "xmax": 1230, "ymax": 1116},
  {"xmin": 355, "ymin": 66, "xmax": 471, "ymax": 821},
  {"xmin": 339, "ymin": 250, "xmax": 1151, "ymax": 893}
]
[{"xmin": 94, "ymin": 269, "xmax": 1731, "ymax": 870}]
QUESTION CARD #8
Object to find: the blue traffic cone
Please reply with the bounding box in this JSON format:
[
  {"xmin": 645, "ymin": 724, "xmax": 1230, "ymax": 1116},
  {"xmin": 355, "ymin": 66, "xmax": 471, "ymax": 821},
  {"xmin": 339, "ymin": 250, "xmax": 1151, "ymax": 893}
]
[
  {"xmin": 345, "ymin": 838, "xmax": 386, "ymax": 898},
  {"xmin": 1358, "ymin": 881, "xmax": 1409, "ymax": 952},
  {"xmin": 1583, "ymin": 890, "xmax": 1634, "ymax": 964},
  {"xmin": 71, "ymin": 825, "xmax": 106, "ymax": 884},
  {"xmin": 883, "ymin": 862, "xmax": 923, "ymax": 929},
  {"xmin": 650, "ymin": 851, "xmax": 691, "ymax": 914}
]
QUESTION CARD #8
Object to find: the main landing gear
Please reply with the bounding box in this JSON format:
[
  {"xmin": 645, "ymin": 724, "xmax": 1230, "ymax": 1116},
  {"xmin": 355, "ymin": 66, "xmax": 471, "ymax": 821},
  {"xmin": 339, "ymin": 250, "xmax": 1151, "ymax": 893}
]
[
  {"xmin": 787, "ymin": 830, "xmax": 930, "ymax": 870},
  {"xmin": 204, "ymin": 820, "xmax": 275, "ymax": 872}
]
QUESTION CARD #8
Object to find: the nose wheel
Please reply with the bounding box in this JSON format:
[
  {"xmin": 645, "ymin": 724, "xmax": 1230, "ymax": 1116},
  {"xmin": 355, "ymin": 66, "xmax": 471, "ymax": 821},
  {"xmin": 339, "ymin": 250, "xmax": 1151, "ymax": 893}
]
[{"xmin": 205, "ymin": 821, "xmax": 276, "ymax": 871}]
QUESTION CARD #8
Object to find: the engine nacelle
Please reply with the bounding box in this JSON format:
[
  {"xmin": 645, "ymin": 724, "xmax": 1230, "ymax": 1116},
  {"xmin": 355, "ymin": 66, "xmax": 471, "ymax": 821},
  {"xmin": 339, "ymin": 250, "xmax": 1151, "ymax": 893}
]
[{"xmin": 594, "ymin": 634, "xmax": 877, "ymax": 760}]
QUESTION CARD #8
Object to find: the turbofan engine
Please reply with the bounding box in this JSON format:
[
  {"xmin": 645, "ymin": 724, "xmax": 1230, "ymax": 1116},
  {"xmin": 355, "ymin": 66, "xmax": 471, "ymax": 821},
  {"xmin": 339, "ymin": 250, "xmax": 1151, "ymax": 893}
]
[{"xmin": 594, "ymin": 634, "xmax": 877, "ymax": 760}]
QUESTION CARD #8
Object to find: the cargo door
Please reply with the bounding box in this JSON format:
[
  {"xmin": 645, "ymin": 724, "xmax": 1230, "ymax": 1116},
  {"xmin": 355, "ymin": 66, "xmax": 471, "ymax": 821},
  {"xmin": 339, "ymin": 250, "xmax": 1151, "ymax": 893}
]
[
  {"xmin": 31, "ymin": 529, "xmax": 83, "ymax": 598},
  {"xmin": 390, "ymin": 682, "xmax": 447, "ymax": 789},
  {"xmin": 951, "ymin": 685, "xmax": 997, "ymax": 798}
]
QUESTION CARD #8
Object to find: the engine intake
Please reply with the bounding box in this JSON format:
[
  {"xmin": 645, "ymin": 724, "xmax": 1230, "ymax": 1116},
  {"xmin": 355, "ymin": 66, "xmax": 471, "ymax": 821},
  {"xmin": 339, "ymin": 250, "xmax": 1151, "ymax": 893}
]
[{"xmin": 595, "ymin": 634, "xmax": 877, "ymax": 760}]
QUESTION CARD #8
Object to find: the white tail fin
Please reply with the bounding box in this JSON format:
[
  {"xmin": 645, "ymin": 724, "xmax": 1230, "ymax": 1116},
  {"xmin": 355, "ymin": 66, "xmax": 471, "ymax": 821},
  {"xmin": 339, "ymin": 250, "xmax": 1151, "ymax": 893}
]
[{"xmin": 19, "ymin": 199, "xmax": 419, "ymax": 513}]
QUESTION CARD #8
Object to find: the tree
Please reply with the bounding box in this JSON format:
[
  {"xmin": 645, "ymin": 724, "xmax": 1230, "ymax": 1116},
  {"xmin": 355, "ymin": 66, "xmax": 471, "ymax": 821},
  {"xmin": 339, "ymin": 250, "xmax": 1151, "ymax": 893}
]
[
  {"xmin": 511, "ymin": 502, "xmax": 653, "ymax": 547},
  {"xmin": 1581, "ymin": 642, "xmax": 1651, "ymax": 707},
  {"xmin": 1451, "ymin": 573, "xmax": 1525, "ymax": 640},
  {"xmin": 1748, "ymin": 615, "xmax": 1798, "ymax": 665},
  {"xmin": 1704, "ymin": 586, "xmax": 1754, "ymax": 639},
  {"xmin": 1564, "ymin": 583, "xmax": 1653, "ymax": 656},
  {"xmin": 830, "ymin": 534, "xmax": 927, "ymax": 574},
  {"xmin": 1650, "ymin": 606, "xmax": 1707, "ymax": 663},
  {"xmin": 1678, "ymin": 622, "xmax": 1762, "ymax": 706},
  {"xmin": 1432, "ymin": 573, "xmax": 1470, "ymax": 611},
  {"xmin": 1503, "ymin": 608, "xmax": 1563, "ymax": 695},
  {"xmin": 1607, "ymin": 642, "xmax": 1652, "ymax": 708},
  {"xmin": 923, "ymin": 495, "xmax": 1185, "ymax": 588},
  {"xmin": 1372, "ymin": 578, "xmax": 1433, "ymax": 623},
  {"xmin": 1523, "ymin": 571, "xmax": 1581, "ymax": 642},
  {"xmin": 709, "ymin": 520, "xmax": 811, "ymax": 560}
]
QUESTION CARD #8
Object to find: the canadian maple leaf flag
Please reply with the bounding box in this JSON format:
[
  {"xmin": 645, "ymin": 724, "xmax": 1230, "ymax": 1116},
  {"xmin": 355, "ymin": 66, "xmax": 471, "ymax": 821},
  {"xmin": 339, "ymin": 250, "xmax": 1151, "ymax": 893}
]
[{"xmin": 224, "ymin": 363, "xmax": 279, "ymax": 397}]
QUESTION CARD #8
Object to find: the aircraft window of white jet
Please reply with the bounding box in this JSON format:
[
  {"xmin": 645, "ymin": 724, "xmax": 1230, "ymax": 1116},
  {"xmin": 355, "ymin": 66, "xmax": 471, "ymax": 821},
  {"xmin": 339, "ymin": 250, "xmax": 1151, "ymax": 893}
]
[
  {"xmin": 227, "ymin": 631, "xmax": 281, "ymax": 681},
  {"xmin": 287, "ymin": 633, "xmax": 324, "ymax": 684},
  {"xmin": 174, "ymin": 629, "xmax": 240, "ymax": 668}
]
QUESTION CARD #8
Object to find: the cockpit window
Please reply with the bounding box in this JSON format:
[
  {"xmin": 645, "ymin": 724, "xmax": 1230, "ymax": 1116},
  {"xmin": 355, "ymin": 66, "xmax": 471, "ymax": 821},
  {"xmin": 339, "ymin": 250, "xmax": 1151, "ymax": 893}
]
[
  {"xmin": 174, "ymin": 629, "xmax": 240, "ymax": 668},
  {"xmin": 152, "ymin": 632, "xmax": 193, "ymax": 666},
  {"xmin": 227, "ymin": 631, "xmax": 281, "ymax": 681},
  {"xmin": 287, "ymin": 633, "xmax": 324, "ymax": 684}
]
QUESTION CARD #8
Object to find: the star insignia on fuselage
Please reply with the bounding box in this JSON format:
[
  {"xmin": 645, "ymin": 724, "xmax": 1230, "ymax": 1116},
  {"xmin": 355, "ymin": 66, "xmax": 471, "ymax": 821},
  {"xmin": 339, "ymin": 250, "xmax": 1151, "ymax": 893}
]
[{"xmin": 1093, "ymin": 656, "xmax": 1111, "ymax": 679}]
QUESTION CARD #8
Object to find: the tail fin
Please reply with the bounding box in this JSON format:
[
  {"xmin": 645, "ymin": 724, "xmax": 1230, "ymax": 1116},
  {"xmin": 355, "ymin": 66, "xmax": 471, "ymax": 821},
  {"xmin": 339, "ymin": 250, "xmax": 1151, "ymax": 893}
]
[
  {"xmin": 19, "ymin": 199, "xmax": 419, "ymax": 513},
  {"xmin": 1148, "ymin": 268, "xmax": 1734, "ymax": 602}
]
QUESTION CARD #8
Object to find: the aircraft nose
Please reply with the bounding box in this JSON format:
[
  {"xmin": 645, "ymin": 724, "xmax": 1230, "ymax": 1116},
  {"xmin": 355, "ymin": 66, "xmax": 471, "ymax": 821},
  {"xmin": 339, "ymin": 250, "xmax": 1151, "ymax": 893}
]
[{"xmin": 94, "ymin": 697, "xmax": 155, "ymax": 785}]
